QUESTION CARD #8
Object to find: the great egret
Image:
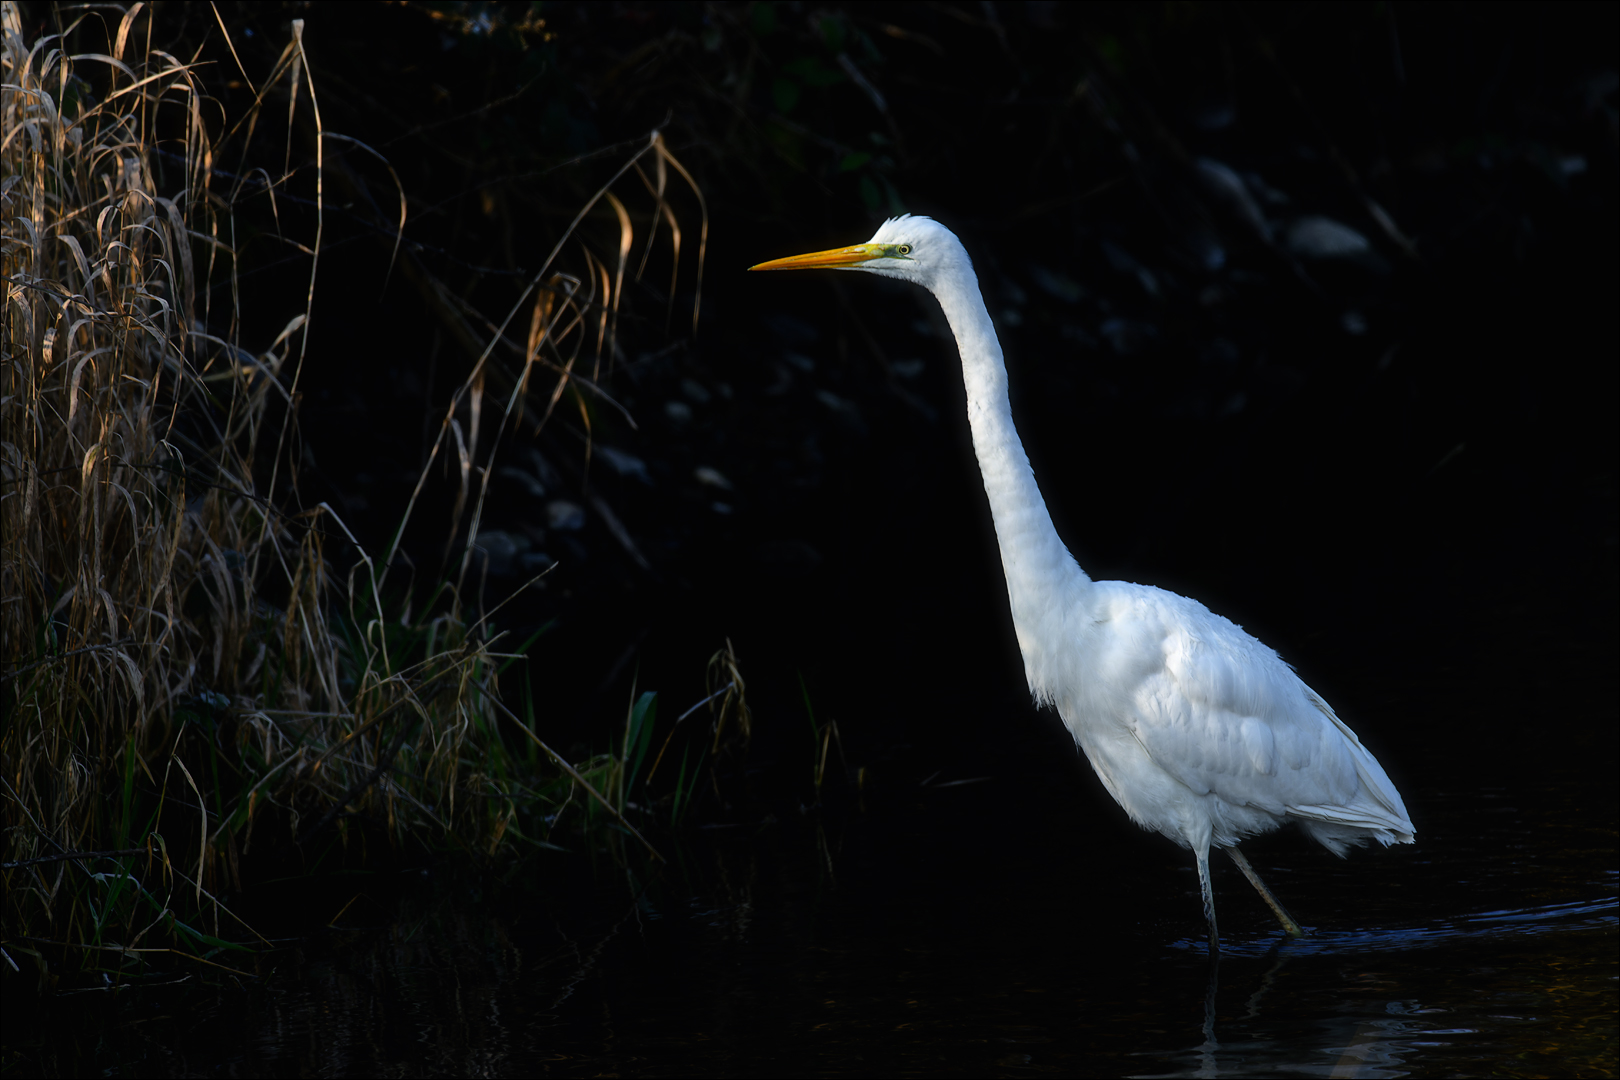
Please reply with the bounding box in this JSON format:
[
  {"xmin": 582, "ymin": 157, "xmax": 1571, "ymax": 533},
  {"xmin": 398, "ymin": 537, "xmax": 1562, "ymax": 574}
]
[{"xmin": 751, "ymin": 216, "xmax": 1414, "ymax": 952}]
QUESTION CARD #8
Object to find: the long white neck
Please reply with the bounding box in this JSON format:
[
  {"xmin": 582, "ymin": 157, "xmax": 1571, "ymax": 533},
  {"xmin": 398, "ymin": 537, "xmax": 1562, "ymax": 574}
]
[{"xmin": 930, "ymin": 268, "xmax": 1093, "ymax": 701}]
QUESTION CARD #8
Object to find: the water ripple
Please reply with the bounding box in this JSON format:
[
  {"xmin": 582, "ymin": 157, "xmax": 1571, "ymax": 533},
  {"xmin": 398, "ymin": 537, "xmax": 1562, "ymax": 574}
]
[{"xmin": 1169, "ymin": 894, "xmax": 1618, "ymax": 956}]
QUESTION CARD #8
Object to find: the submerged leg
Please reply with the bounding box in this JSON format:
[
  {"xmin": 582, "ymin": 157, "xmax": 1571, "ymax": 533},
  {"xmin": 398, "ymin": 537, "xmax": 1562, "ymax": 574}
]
[
  {"xmin": 1194, "ymin": 846, "xmax": 1220, "ymax": 955},
  {"xmin": 1225, "ymin": 847, "xmax": 1307, "ymax": 938}
]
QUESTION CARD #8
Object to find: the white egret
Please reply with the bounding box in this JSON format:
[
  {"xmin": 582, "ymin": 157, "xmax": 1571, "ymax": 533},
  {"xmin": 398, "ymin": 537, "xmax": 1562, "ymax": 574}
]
[{"xmin": 751, "ymin": 216, "xmax": 1414, "ymax": 951}]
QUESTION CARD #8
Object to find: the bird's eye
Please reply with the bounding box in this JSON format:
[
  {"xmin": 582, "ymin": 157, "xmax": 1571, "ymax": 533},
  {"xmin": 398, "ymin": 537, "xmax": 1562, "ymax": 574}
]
[{"xmin": 897, "ymin": 244, "xmax": 911, "ymax": 255}]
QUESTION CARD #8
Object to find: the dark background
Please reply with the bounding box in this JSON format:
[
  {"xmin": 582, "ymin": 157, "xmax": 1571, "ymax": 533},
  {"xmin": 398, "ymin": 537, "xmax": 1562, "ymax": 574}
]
[{"xmin": 41, "ymin": 1, "xmax": 1618, "ymax": 820}]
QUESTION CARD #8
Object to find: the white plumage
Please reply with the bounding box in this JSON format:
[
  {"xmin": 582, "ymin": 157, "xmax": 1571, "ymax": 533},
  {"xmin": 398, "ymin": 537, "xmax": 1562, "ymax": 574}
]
[{"xmin": 752, "ymin": 215, "xmax": 1414, "ymax": 949}]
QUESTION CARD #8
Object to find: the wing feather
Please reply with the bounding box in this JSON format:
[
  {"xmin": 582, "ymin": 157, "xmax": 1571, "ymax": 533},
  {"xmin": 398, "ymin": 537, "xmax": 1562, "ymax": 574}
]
[{"xmin": 1094, "ymin": 584, "xmax": 1409, "ymax": 837}]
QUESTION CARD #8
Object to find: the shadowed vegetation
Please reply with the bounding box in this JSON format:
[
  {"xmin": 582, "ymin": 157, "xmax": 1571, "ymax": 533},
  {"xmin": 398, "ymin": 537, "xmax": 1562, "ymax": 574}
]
[
  {"xmin": 0, "ymin": 2, "xmax": 732, "ymax": 987},
  {"xmin": 2, "ymin": 0, "xmax": 1611, "ymax": 1008}
]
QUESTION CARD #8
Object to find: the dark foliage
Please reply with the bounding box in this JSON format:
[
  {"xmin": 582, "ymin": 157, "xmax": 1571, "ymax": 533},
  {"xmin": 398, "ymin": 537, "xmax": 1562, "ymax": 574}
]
[{"xmin": 36, "ymin": 0, "xmax": 1618, "ymax": 796}]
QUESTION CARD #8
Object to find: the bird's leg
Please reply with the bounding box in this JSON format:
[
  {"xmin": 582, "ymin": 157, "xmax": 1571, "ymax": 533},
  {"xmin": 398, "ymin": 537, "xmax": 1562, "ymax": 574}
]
[
  {"xmin": 1225, "ymin": 847, "xmax": 1307, "ymax": 938},
  {"xmin": 1195, "ymin": 847, "xmax": 1220, "ymax": 955}
]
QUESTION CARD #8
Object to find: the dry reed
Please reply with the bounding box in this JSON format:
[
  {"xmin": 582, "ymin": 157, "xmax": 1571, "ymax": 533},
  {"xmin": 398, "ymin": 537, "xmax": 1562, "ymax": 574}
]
[{"xmin": 1, "ymin": 3, "xmax": 707, "ymax": 987}]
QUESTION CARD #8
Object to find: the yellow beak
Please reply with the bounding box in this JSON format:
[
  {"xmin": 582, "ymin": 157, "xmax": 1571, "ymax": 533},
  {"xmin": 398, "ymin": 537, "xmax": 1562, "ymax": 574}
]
[{"xmin": 749, "ymin": 243, "xmax": 888, "ymax": 272}]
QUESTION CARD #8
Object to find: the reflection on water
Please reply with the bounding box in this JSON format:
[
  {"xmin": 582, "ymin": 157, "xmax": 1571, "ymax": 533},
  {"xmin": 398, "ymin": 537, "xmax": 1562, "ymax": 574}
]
[
  {"xmin": 5, "ymin": 757, "xmax": 1615, "ymax": 1077},
  {"xmin": 1151, "ymin": 920, "xmax": 1616, "ymax": 1079}
]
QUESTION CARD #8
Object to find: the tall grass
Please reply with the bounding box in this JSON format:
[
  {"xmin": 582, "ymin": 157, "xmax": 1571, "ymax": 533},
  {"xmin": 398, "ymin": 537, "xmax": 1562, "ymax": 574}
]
[{"xmin": 0, "ymin": 3, "xmax": 711, "ymax": 987}]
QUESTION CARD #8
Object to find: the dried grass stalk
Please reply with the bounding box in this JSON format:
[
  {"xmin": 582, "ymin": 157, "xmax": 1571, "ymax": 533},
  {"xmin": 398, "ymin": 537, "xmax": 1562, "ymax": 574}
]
[
  {"xmin": 2, "ymin": 2, "xmax": 714, "ymax": 982},
  {"xmin": 0, "ymin": 4, "xmax": 508, "ymax": 979}
]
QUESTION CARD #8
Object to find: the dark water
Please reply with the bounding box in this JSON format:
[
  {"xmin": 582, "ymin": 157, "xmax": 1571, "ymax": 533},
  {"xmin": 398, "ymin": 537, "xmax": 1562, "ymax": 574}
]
[{"xmin": 7, "ymin": 673, "xmax": 1615, "ymax": 1079}]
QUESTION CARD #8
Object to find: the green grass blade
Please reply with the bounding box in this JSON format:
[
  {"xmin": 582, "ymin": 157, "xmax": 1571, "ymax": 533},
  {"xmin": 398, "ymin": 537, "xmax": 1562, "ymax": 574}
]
[
  {"xmin": 671, "ymin": 742, "xmax": 693, "ymax": 825},
  {"xmin": 626, "ymin": 690, "xmax": 658, "ymax": 793}
]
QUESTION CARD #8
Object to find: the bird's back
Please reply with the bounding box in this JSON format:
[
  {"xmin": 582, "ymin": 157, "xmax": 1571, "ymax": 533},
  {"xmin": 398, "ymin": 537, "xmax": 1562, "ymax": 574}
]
[{"xmin": 1042, "ymin": 580, "xmax": 1414, "ymax": 855}]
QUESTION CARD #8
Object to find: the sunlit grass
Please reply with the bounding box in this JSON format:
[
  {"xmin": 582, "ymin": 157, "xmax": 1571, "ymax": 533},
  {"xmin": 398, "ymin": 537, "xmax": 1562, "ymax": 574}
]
[{"xmin": 0, "ymin": 3, "xmax": 715, "ymax": 988}]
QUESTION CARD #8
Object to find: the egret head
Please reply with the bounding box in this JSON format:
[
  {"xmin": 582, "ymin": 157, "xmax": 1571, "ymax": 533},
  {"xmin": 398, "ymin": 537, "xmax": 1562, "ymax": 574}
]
[{"xmin": 749, "ymin": 214, "xmax": 968, "ymax": 290}]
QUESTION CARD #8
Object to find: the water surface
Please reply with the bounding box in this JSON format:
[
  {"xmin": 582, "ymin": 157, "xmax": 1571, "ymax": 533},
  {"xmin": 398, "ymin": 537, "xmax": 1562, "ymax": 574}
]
[{"xmin": 7, "ymin": 681, "xmax": 1616, "ymax": 1078}]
